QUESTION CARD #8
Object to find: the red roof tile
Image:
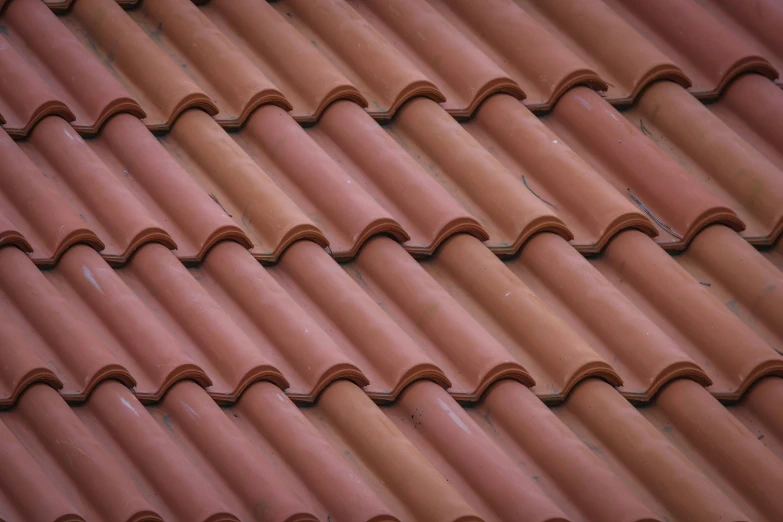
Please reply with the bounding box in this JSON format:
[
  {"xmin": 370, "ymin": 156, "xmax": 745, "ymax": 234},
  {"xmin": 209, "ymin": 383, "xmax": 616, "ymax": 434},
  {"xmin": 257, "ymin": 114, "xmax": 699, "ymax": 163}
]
[{"xmin": 2, "ymin": 0, "xmax": 783, "ymax": 519}]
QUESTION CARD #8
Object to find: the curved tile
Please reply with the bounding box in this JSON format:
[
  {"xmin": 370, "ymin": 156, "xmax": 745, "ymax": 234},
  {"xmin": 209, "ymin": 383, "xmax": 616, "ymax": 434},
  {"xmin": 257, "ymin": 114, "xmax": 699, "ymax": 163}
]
[
  {"xmin": 761, "ymin": 237, "xmax": 783, "ymax": 273},
  {"xmin": 181, "ymin": 240, "xmax": 368, "ymax": 402},
  {"xmin": 696, "ymin": 0, "xmax": 783, "ymax": 89},
  {"xmin": 454, "ymin": 232, "xmax": 706, "ymax": 402},
  {"xmin": 198, "ymin": 0, "xmax": 366, "ymax": 123},
  {"xmin": 0, "ymin": 0, "xmax": 144, "ymax": 135},
  {"xmin": 675, "ymin": 225, "xmax": 783, "ymax": 356},
  {"xmin": 343, "ymin": 0, "xmax": 525, "ymax": 118},
  {"xmin": 0, "ymin": 384, "xmax": 162, "ymax": 522},
  {"xmin": 0, "ymin": 32, "xmax": 74, "ymax": 138},
  {"xmin": 273, "ymin": 0, "xmax": 443, "ymax": 119},
  {"xmin": 60, "ymin": 0, "xmax": 217, "ymax": 132},
  {"xmin": 542, "ymin": 86, "xmax": 744, "ymax": 250},
  {"xmin": 16, "ymin": 114, "xmax": 245, "ymax": 265},
  {"xmin": 231, "ymin": 104, "xmax": 408, "ymax": 260},
  {"xmin": 269, "ymin": 240, "xmax": 449, "ymax": 401},
  {"xmin": 556, "ymin": 378, "xmax": 781, "ymax": 522},
  {"xmin": 426, "ymin": 0, "xmax": 607, "ymax": 111},
  {"xmin": 342, "ymin": 235, "xmax": 537, "ymax": 401},
  {"xmin": 464, "ymin": 94, "xmax": 656, "ymax": 253},
  {"xmin": 385, "ymin": 380, "xmax": 659, "ymax": 522},
  {"xmin": 389, "ymin": 97, "xmax": 571, "ymax": 255},
  {"xmin": 422, "ymin": 234, "xmax": 621, "ymax": 402},
  {"xmin": 0, "ymin": 127, "xmax": 103, "ymax": 266},
  {"xmin": 126, "ymin": 0, "xmax": 290, "ymax": 128},
  {"xmin": 625, "ymin": 80, "xmax": 783, "ymax": 245},
  {"xmin": 308, "ymin": 100, "xmax": 486, "ymax": 256},
  {"xmin": 640, "ymin": 379, "xmax": 783, "ymax": 521},
  {"xmin": 602, "ymin": 0, "xmax": 778, "ymax": 99},
  {"xmin": 0, "ymin": 246, "xmax": 132, "ymax": 404},
  {"xmin": 511, "ymin": 0, "xmax": 690, "ymax": 106},
  {"xmin": 160, "ymin": 109, "xmax": 325, "ymax": 263},
  {"xmin": 728, "ymin": 377, "xmax": 783, "ymax": 462},
  {"xmin": 590, "ymin": 229, "xmax": 783, "ymax": 400}
]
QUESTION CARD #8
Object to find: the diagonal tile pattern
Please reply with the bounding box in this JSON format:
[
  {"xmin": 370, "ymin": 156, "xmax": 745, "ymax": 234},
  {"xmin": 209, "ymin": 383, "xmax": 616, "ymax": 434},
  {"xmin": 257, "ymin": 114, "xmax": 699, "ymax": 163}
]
[{"xmin": 2, "ymin": 0, "xmax": 783, "ymax": 520}]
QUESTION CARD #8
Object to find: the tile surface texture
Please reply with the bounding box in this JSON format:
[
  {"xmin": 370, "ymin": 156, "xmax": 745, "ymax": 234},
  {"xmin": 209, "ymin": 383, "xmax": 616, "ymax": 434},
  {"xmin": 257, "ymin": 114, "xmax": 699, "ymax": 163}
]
[{"xmin": 1, "ymin": 0, "xmax": 783, "ymax": 521}]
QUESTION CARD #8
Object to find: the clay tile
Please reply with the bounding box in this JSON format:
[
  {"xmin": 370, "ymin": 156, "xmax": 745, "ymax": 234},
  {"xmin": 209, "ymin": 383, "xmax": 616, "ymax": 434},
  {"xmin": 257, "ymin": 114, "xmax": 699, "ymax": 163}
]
[
  {"xmin": 555, "ymin": 378, "xmax": 751, "ymax": 521},
  {"xmin": 345, "ymin": 235, "xmax": 535, "ymax": 401},
  {"xmin": 0, "ymin": 245, "xmax": 134, "ymax": 403},
  {"xmin": 308, "ymin": 100, "xmax": 486, "ymax": 255},
  {"xmin": 426, "ymin": 0, "xmax": 609, "ymax": 110},
  {"xmin": 270, "ymin": 239, "xmax": 446, "ymax": 401},
  {"xmin": 695, "ymin": 0, "xmax": 783, "ymax": 89},
  {"xmin": 343, "ymin": 0, "xmax": 525, "ymax": 118},
  {"xmin": 543, "ymin": 86, "xmax": 744, "ymax": 250},
  {"xmin": 511, "ymin": 0, "xmax": 690, "ymax": 106},
  {"xmin": 423, "ymin": 234, "xmax": 622, "ymax": 401},
  {"xmin": 675, "ymin": 225, "xmax": 783, "ymax": 356},
  {"xmin": 41, "ymin": 0, "xmax": 74, "ymax": 13},
  {"xmin": 646, "ymin": 379, "xmax": 783, "ymax": 520},
  {"xmin": 45, "ymin": 244, "xmax": 210, "ymax": 401},
  {"xmin": 17, "ymin": 115, "xmax": 179, "ymax": 265},
  {"xmin": 77, "ymin": 381, "xmax": 237, "ymax": 522},
  {"xmin": 626, "ymin": 80, "xmax": 783, "ymax": 245},
  {"xmin": 0, "ymin": 126, "xmax": 103, "ymax": 266},
  {"xmin": 126, "ymin": 0, "xmax": 291, "ymax": 128},
  {"xmin": 385, "ymin": 380, "xmax": 571, "ymax": 521},
  {"xmin": 729, "ymin": 377, "xmax": 783, "ymax": 461},
  {"xmin": 465, "ymin": 93, "xmax": 656, "ymax": 253},
  {"xmin": 505, "ymin": 232, "xmax": 708, "ymax": 402},
  {"xmin": 0, "ymin": 0, "xmax": 144, "ymax": 135},
  {"xmin": 160, "ymin": 108, "xmax": 326, "ymax": 263},
  {"xmin": 198, "ymin": 0, "xmax": 367, "ymax": 123},
  {"xmin": 390, "ymin": 97, "xmax": 571, "ymax": 255},
  {"xmin": 151, "ymin": 381, "xmax": 320, "ymax": 521},
  {"xmin": 465, "ymin": 380, "xmax": 659, "ymax": 521},
  {"xmin": 0, "ymin": 384, "xmax": 161, "ymax": 521},
  {"xmin": 60, "ymin": 0, "xmax": 218, "ymax": 132},
  {"xmin": 0, "ymin": 32, "xmax": 74, "ymax": 138},
  {"xmin": 184, "ymin": 240, "xmax": 366, "ymax": 402},
  {"xmin": 232, "ymin": 104, "xmax": 408, "ymax": 260},
  {"xmin": 273, "ymin": 0, "xmax": 443, "ymax": 120},
  {"xmin": 761, "ymin": 237, "xmax": 783, "ymax": 272},
  {"xmin": 592, "ymin": 229, "xmax": 783, "ymax": 400},
  {"xmin": 304, "ymin": 380, "xmax": 482, "ymax": 521},
  {"xmin": 602, "ymin": 0, "xmax": 778, "ymax": 100}
]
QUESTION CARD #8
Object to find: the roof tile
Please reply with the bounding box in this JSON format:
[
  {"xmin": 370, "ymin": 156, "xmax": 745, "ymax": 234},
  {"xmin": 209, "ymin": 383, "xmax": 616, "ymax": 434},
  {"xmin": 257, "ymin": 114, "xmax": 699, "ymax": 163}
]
[
  {"xmin": 125, "ymin": 0, "xmax": 291, "ymax": 128},
  {"xmin": 272, "ymin": 0, "xmax": 443, "ymax": 119},
  {"xmin": 199, "ymin": 0, "xmax": 368, "ymax": 123},
  {"xmin": 159, "ymin": 108, "xmax": 325, "ymax": 262},
  {"xmin": 0, "ymin": 0, "xmax": 144, "ymax": 136},
  {"xmin": 542, "ymin": 86, "xmax": 744, "ymax": 249},
  {"xmin": 59, "ymin": 0, "xmax": 218, "ymax": 132},
  {"xmin": 625, "ymin": 79, "xmax": 783, "ymax": 245},
  {"xmin": 601, "ymin": 0, "xmax": 778, "ymax": 99},
  {"xmin": 729, "ymin": 377, "xmax": 783, "ymax": 462},
  {"xmin": 340, "ymin": 0, "xmax": 525, "ymax": 118}
]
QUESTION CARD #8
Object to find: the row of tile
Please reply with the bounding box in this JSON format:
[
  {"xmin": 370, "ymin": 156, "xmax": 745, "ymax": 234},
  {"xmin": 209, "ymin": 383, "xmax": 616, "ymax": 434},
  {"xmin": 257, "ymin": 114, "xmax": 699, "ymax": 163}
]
[
  {"xmin": 2, "ymin": 0, "xmax": 782, "ymax": 136},
  {"xmin": 2, "ymin": 219, "xmax": 781, "ymax": 408},
  {"xmin": 2, "ymin": 375, "xmax": 782, "ymax": 522},
  {"xmin": 4, "ymin": 73, "xmax": 783, "ymax": 268}
]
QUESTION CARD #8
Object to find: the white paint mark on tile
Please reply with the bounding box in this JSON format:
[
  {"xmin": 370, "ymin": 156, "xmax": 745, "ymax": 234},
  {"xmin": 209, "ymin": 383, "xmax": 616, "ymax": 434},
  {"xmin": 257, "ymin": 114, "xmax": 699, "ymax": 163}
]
[
  {"xmin": 120, "ymin": 396, "xmax": 141, "ymax": 418},
  {"xmin": 183, "ymin": 402, "xmax": 199, "ymax": 420},
  {"xmin": 82, "ymin": 265, "xmax": 104, "ymax": 295},
  {"xmin": 437, "ymin": 397, "xmax": 471, "ymax": 435}
]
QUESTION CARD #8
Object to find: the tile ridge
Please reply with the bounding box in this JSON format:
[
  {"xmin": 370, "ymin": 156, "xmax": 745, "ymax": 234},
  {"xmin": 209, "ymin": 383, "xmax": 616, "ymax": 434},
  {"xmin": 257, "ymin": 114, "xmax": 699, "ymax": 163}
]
[
  {"xmin": 100, "ymin": 227, "xmax": 176, "ymax": 267},
  {"xmin": 284, "ymin": 363, "xmax": 369, "ymax": 403},
  {"xmin": 148, "ymin": 92, "xmax": 219, "ymax": 134},
  {"xmin": 364, "ymin": 363, "xmax": 451, "ymax": 404},
  {"xmin": 621, "ymin": 360, "xmax": 712, "ymax": 404},
  {"xmin": 295, "ymin": 84, "xmax": 368, "ymax": 125},
  {"xmin": 403, "ymin": 216, "xmax": 488, "ymax": 258},
  {"xmin": 449, "ymin": 361, "xmax": 535, "ymax": 403},
  {"xmin": 488, "ymin": 215, "xmax": 573, "ymax": 257},
  {"xmin": 207, "ymin": 364, "xmax": 289, "ymax": 406},
  {"xmin": 133, "ymin": 363, "xmax": 211, "ymax": 404},
  {"xmin": 528, "ymin": 68, "xmax": 608, "ymax": 113},
  {"xmin": 625, "ymin": 63, "xmax": 693, "ymax": 105},
  {"xmin": 3, "ymin": 99, "xmax": 75, "ymax": 140},
  {"xmin": 0, "ymin": 232, "xmax": 32, "ymax": 254},
  {"xmin": 71, "ymin": 96, "xmax": 146, "ymax": 137},
  {"xmin": 219, "ymin": 89, "xmax": 293, "ymax": 131},
  {"xmin": 698, "ymin": 54, "xmax": 779, "ymax": 102},
  {"xmin": 184, "ymin": 225, "xmax": 252, "ymax": 265},
  {"xmin": 328, "ymin": 219, "xmax": 409, "ymax": 262},
  {"xmin": 0, "ymin": 366, "xmax": 63, "ymax": 409},
  {"xmin": 573, "ymin": 212, "xmax": 658, "ymax": 255},
  {"xmin": 447, "ymin": 76, "xmax": 525, "ymax": 120},
  {"xmin": 373, "ymin": 79, "xmax": 446, "ymax": 121}
]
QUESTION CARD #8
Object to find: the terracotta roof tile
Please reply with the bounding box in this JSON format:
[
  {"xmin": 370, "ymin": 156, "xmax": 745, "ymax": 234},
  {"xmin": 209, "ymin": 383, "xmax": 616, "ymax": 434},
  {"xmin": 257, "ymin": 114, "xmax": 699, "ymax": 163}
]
[
  {"xmin": 729, "ymin": 377, "xmax": 783, "ymax": 462},
  {"xmin": 271, "ymin": 0, "xmax": 444, "ymax": 119},
  {"xmin": 625, "ymin": 78, "xmax": 783, "ymax": 245},
  {"xmin": 58, "ymin": 0, "xmax": 218, "ymax": 132},
  {"xmin": 0, "ymin": 0, "xmax": 144, "ymax": 136},
  {"xmin": 122, "ymin": 0, "xmax": 292, "ymax": 128},
  {"xmin": 336, "ymin": 0, "xmax": 525, "ymax": 118},
  {"xmin": 7, "ymin": 113, "xmax": 246, "ymax": 265},
  {"xmin": 542, "ymin": 86, "xmax": 744, "ymax": 250},
  {"xmin": 601, "ymin": 0, "xmax": 779, "ymax": 99}
]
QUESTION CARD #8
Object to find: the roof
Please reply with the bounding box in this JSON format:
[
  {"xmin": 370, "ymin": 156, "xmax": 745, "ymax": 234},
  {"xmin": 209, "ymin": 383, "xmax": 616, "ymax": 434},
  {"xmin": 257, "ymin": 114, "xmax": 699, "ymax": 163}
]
[{"xmin": 0, "ymin": 0, "xmax": 782, "ymax": 521}]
